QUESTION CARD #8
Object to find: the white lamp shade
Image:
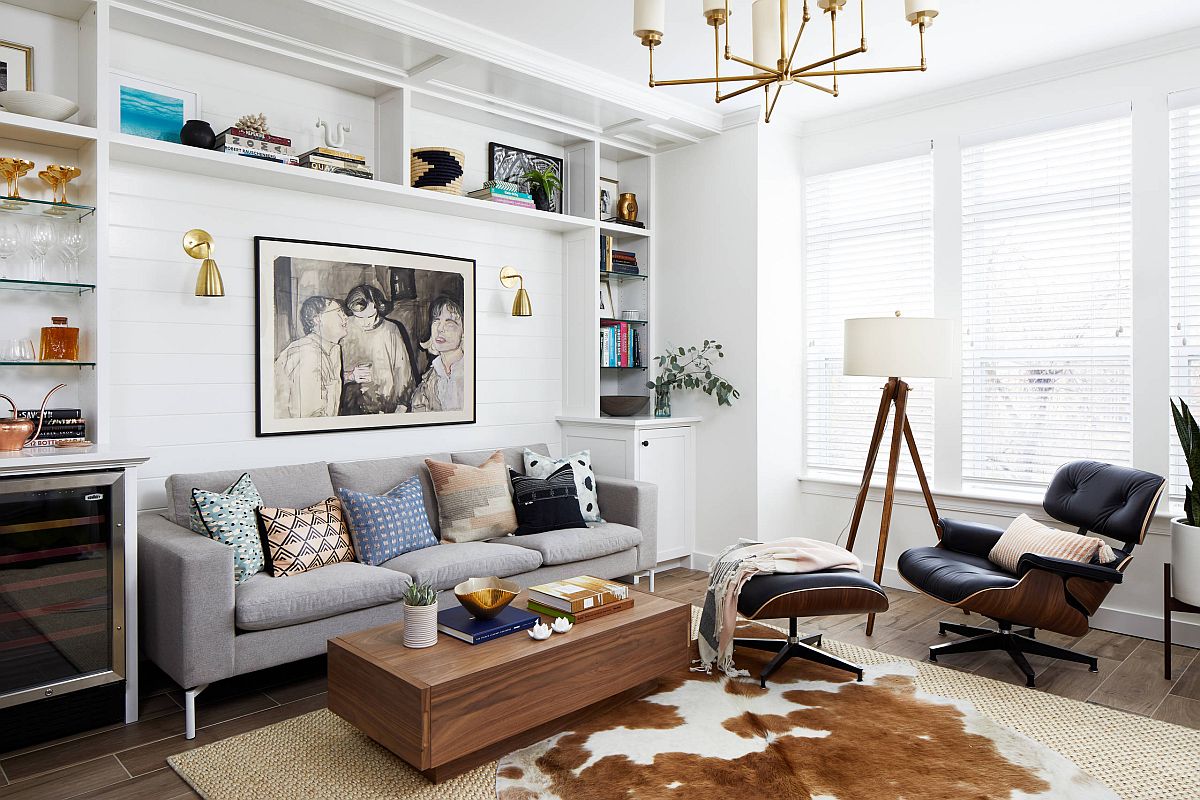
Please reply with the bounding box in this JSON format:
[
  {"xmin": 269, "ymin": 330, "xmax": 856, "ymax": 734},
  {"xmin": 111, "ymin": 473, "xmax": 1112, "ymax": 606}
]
[
  {"xmin": 634, "ymin": 0, "xmax": 666, "ymax": 35},
  {"xmin": 752, "ymin": 0, "xmax": 781, "ymax": 68},
  {"xmin": 905, "ymin": 0, "xmax": 939, "ymax": 23},
  {"xmin": 703, "ymin": 0, "xmax": 726, "ymax": 14},
  {"xmin": 843, "ymin": 316, "xmax": 956, "ymax": 378}
]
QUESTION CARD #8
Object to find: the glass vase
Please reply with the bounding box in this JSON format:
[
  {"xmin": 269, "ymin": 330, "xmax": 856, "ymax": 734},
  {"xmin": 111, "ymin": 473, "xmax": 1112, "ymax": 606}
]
[{"xmin": 654, "ymin": 385, "xmax": 672, "ymax": 418}]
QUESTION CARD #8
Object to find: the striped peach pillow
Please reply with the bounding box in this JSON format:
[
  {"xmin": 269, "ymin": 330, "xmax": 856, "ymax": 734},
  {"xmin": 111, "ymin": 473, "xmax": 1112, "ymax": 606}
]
[{"xmin": 988, "ymin": 513, "xmax": 1116, "ymax": 574}]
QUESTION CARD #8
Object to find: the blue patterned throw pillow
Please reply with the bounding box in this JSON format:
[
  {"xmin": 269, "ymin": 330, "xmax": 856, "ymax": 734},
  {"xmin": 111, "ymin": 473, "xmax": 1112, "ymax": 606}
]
[
  {"xmin": 191, "ymin": 474, "xmax": 266, "ymax": 585},
  {"xmin": 337, "ymin": 476, "xmax": 438, "ymax": 566}
]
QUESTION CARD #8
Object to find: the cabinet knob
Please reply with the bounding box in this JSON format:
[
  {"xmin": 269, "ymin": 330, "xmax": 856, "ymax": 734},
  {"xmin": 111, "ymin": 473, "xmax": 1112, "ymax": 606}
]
[{"xmin": 641, "ymin": 440, "xmax": 649, "ymax": 447}]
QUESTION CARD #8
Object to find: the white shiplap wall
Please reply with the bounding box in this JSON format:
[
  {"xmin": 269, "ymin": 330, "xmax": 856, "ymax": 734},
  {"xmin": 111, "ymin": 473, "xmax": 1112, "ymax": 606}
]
[{"xmin": 106, "ymin": 34, "xmax": 567, "ymax": 511}]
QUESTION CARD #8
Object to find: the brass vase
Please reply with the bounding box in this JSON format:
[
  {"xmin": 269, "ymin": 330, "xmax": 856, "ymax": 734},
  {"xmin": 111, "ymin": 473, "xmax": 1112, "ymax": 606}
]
[{"xmin": 616, "ymin": 192, "xmax": 639, "ymax": 222}]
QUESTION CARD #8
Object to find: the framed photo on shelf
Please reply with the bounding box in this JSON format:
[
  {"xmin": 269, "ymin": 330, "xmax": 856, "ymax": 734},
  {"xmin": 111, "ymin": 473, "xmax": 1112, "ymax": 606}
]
[
  {"xmin": 489, "ymin": 142, "xmax": 565, "ymax": 213},
  {"xmin": 600, "ymin": 280, "xmax": 617, "ymax": 318},
  {"xmin": 599, "ymin": 177, "xmax": 620, "ymax": 220},
  {"xmin": 110, "ymin": 71, "xmax": 199, "ymax": 144},
  {"xmin": 254, "ymin": 236, "xmax": 476, "ymax": 436},
  {"xmin": 0, "ymin": 40, "xmax": 34, "ymax": 92}
]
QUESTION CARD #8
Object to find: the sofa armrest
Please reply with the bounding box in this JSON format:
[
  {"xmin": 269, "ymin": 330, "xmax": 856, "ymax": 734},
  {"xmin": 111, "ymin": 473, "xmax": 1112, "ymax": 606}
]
[
  {"xmin": 597, "ymin": 476, "xmax": 658, "ymax": 573},
  {"xmin": 940, "ymin": 517, "xmax": 1005, "ymax": 558},
  {"xmin": 138, "ymin": 511, "xmax": 236, "ymax": 689}
]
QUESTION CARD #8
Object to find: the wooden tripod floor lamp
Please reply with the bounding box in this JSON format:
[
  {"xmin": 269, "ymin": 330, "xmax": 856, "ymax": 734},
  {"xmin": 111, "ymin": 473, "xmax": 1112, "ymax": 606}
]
[{"xmin": 842, "ymin": 314, "xmax": 955, "ymax": 635}]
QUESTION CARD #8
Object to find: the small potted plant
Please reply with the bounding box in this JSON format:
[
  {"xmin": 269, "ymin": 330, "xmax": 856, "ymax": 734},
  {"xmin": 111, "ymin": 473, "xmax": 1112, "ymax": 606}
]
[
  {"xmin": 521, "ymin": 167, "xmax": 562, "ymax": 213},
  {"xmin": 647, "ymin": 339, "xmax": 739, "ymax": 418},
  {"xmin": 402, "ymin": 581, "xmax": 438, "ymax": 649},
  {"xmin": 1171, "ymin": 398, "xmax": 1200, "ymax": 606}
]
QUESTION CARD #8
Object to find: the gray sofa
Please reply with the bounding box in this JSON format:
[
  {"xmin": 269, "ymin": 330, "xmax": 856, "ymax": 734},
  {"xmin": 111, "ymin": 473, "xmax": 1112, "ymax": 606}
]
[{"xmin": 137, "ymin": 444, "xmax": 657, "ymax": 738}]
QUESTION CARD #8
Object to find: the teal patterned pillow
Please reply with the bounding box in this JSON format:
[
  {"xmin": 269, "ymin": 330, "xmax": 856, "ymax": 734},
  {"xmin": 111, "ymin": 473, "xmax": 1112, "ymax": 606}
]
[
  {"xmin": 188, "ymin": 473, "xmax": 262, "ymax": 534},
  {"xmin": 191, "ymin": 474, "xmax": 265, "ymax": 585}
]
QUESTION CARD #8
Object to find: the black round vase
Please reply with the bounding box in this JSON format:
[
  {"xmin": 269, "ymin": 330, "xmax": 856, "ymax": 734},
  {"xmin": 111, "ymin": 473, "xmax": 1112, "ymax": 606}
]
[
  {"xmin": 180, "ymin": 120, "xmax": 216, "ymax": 149},
  {"xmin": 530, "ymin": 185, "xmax": 551, "ymax": 212}
]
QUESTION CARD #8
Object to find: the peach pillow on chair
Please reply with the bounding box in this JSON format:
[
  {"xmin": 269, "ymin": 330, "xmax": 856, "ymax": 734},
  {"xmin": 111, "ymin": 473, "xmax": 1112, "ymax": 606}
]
[{"xmin": 988, "ymin": 513, "xmax": 1116, "ymax": 574}]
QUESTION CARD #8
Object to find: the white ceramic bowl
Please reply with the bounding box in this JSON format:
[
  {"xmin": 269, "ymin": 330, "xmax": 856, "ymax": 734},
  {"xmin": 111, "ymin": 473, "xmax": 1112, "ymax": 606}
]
[{"xmin": 0, "ymin": 91, "xmax": 79, "ymax": 122}]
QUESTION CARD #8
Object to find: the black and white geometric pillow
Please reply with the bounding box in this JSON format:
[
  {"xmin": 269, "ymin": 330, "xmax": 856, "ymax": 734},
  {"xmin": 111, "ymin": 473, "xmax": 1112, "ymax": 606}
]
[
  {"xmin": 523, "ymin": 448, "xmax": 603, "ymax": 522},
  {"xmin": 508, "ymin": 465, "xmax": 588, "ymax": 536}
]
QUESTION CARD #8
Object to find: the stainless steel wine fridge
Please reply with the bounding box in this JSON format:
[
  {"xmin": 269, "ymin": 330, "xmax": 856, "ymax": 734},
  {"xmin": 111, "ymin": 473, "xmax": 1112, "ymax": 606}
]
[{"xmin": 0, "ymin": 470, "xmax": 127, "ymax": 750}]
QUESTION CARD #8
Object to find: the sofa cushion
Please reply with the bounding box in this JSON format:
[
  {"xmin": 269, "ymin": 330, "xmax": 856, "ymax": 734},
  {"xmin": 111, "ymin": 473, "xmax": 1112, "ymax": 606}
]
[
  {"xmin": 492, "ymin": 522, "xmax": 642, "ymax": 566},
  {"xmin": 165, "ymin": 461, "xmax": 334, "ymax": 529},
  {"xmin": 259, "ymin": 498, "xmax": 356, "ymax": 577},
  {"xmin": 380, "ymin": 541, "xmax": 542, "ymax": 591},
  {"xmin": 524, "ymin": 448, "xmax": 602, "ymax": 522},
  {"xmin": 235, "ymin": 562, "xmax": 410, "ymax": 631},
  {"xmin": 192, "ymin": 481, "xmax": 266, "ymax": 585},
  {"xmin": 509, "ymin": 465, "xmax": 587, "ymax": 536},
  {"xmin": 451, "ymin": 443, "xmax": 549, "ymax": 473},
  {"xmin": 328, "ymin": 453, "xmax": 448, "ymax": 537},
  {"xmin": 425, "ymin": 452, "xmax": 518, "ymax": 542},
  {"xmin": 337, "ymin": 478, "xmax": 438, "ymax": 566}
]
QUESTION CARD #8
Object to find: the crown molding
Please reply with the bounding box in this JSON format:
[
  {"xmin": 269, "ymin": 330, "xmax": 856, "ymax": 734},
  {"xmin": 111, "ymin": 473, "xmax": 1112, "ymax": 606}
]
[{"xmin": 799, "ymin": 24, "xmax": 1200, "ymax": 137}]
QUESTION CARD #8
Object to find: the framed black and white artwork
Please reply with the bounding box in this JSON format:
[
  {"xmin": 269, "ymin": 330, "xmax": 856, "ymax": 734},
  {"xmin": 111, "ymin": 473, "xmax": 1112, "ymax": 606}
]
[
  {"xmin": 600, "ymin": 177, "xmax": 620, "ymax": 219},
  {"xmin": 0, "ymin": 40, "xmax": 34, "ymax": 92},
  {"xmin": 489, "ymin": 142, "xmax": 565, "ymax": 213},
  {"xmin": 254, "ymin": 237, "xmax": 476, "ymax": 436}
]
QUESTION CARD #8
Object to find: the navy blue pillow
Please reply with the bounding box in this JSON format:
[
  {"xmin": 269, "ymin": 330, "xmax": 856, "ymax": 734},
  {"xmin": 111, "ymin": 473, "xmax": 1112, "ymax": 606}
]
[
  {"xmin": 508, "ymin": 465, "xmax": 587, "ymax": 536},
  {"xmin": 337, "ymin": 476, "xmax": 438, "ymax": 565}
]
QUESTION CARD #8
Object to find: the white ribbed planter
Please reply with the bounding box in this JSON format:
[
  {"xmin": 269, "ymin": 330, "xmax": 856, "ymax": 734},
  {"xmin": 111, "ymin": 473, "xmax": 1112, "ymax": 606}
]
[
  {"xmin": 403, "ymin": 601, "xmax": 438, "ymax": 649},
  {"xmin": 1171, "ymin": 518, "xmax": 1200, "ymax": 607}
]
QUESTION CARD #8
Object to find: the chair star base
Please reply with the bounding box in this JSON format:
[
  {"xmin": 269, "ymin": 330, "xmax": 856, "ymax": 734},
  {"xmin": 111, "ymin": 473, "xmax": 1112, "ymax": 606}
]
[
  {"xmin": 928, "ymin": 619, "xmax": 1099, "ymax": 687},
  {"xmin": 735, "ymin": 619, "xmax": 865, "ymax": 687}
]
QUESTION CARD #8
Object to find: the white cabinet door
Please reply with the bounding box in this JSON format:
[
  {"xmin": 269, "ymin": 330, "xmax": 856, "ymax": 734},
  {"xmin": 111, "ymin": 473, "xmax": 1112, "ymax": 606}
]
[{"xmin": 636, "ymin": 427, "xmax": 692, "ymax": 562}]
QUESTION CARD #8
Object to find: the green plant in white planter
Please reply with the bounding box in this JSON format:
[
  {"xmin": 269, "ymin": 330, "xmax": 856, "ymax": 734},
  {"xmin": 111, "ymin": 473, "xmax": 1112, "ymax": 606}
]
[
  {"xmin": 403, "ymin": 581, "xmax": 438, "ymax": 649},
  {"xmin": 1170, "ymin": 398, "xmax": 1200, "ymax": 605}
]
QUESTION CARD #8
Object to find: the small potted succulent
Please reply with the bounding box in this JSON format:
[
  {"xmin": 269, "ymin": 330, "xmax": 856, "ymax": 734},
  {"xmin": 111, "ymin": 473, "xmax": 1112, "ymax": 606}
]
[
  {"xmin": 647, "ymin": 339, "xmax": 740, "ymax": 418},
  {"xmin": 402, "ymin": 581, "xmax": 438, "ymax": 649},
  {"xmin": 521, "ymin": 167, "xmax": 562, "ymax": 213},
  {"xmin": 1171, "ymin": 398, "xmax": 1200, "ymax": 606}
]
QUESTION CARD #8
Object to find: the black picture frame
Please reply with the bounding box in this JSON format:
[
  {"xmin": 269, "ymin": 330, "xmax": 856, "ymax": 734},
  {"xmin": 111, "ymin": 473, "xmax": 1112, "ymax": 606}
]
[
  {"xmin": 488, "ymin": 142, "xmax": 566, "ymax": 214},
  {"xmin": 254, "ymin": 236, "xmax": 476, "ymax": 437}
]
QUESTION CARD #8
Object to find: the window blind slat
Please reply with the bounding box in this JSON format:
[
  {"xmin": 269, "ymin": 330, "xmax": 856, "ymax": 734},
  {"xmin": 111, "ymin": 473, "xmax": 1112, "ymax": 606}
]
[
  {"xmin": 804, "ymin": 154, "xmax": 935, "ymax": 479},
  {"xmin": 1170, "ymin": 103, "xmax": 1200, "ymax": 501},
  {"xmin": 962, "ymin": 115, "xmax": 1133, "ymax": 488}
]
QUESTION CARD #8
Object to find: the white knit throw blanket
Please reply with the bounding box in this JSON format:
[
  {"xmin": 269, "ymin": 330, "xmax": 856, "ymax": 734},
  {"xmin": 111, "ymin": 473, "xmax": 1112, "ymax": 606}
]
[{"xmin": 694, "ymin": 538, "xmax": 863, "ymax": 677}]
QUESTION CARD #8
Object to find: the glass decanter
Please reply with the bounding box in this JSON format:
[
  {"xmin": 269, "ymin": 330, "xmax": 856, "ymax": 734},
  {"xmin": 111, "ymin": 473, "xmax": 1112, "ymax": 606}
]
[{"xmin": 39, "ymin": 317, "xmax": 80, "ymax": 362}]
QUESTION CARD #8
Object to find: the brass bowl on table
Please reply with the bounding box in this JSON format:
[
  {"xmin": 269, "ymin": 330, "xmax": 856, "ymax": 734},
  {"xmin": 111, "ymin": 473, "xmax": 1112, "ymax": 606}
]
[{"xmin": 454, "ymin": 577, "xmax": 520, "ymax": 620}]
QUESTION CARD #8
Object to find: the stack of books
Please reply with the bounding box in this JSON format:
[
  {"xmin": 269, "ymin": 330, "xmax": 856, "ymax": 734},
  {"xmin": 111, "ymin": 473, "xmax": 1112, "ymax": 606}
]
[
  {"xmin": 437, "ymin": 604, "xmax": 539, "ymax": 645},
  {"xmin": 215, "ymin": 127, "xmax": 298, "ymax": 165},
  {"xmin": 527, "ymin": 576, "xmax": 635, "ymax": 624},
  {"xmin": 468, "ymin": 181, "xmax": 534, "ymax": 208},
  {"xmin": 18, "ymin": 407, "xmax": 87, "ymax": 447},
  {"xmin": 600, "ymin": 235, "xmax": 640, "ymax": 275},
  {"xmin": 297, "ymin": 147, "xmax": 374, "ymax": 181},
  {"xmin": 600, "ymin": 321, "xmax": 641, "ymax": 368}
]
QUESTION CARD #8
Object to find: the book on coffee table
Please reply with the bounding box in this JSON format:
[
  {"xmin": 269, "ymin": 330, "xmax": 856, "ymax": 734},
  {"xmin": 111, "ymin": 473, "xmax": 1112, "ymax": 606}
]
[
  {"xmin": 437, "ymin": 605, "xmax": 539, "ymax": 645},
  {"xmin": 527, "ymin": 596, "xmax": 634, "ymax": 624},
  {"xmin": 528, "ymin": 576, "xmax": 630, "ymax": 613}
]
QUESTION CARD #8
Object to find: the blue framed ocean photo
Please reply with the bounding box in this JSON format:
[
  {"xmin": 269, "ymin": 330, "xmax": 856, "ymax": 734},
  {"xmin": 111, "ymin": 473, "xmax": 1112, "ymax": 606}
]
[{"xmin": 111, "ymin": 72, "xmax": 198, "ymax": 144}]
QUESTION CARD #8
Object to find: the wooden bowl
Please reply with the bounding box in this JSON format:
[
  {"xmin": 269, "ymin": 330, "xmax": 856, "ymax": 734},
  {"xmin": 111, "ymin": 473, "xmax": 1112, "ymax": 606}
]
[
  {"xmin": 600, "ymin": 395, "xmax": 649, "ymax": 417},
  {"xmin": 454, "ymin": 577, "xmax": 520, "ymax": 619}
]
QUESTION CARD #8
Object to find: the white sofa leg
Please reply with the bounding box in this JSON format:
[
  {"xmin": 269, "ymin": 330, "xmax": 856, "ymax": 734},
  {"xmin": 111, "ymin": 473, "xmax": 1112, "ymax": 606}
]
[
  {"xmin": 184, "ymin": 684, "xmax": 209, "ymax": 740},
  {"xmin": 633, "ymin": 569, "xmax": 656, "ymax": 592}
]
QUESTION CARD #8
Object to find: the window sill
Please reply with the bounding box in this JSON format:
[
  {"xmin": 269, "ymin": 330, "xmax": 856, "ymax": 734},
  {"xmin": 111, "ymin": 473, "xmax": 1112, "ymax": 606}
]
[{"xmin": 797, "ymin": 475, "xmax": 1176, "ymax": 539}]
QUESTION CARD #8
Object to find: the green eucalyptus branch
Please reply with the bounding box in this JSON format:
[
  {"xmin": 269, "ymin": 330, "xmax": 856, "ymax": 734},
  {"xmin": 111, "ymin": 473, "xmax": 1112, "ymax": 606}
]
[{"xmin": 646, "ymin": 340, "xmax": 741, "ymax": 408}]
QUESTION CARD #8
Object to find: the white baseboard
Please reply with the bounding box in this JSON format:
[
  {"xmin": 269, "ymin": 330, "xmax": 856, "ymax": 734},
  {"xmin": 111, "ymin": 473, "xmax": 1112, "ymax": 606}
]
[{"xmin": 690, "ymin": 552, "xmax": 1200, "ymax": 648}]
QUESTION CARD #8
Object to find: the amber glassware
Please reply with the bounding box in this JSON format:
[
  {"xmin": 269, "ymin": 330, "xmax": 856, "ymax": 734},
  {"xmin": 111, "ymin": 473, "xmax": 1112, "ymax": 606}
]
[{"xmin": 39, "ymin": 317, "xmax": 80, "ymax": 361}]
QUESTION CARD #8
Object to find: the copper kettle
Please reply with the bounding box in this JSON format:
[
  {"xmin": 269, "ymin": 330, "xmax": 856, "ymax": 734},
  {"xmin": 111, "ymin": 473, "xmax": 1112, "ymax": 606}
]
[{"xmin": 0, "ymin": 384, "xmax": 66, "ymax": 452}]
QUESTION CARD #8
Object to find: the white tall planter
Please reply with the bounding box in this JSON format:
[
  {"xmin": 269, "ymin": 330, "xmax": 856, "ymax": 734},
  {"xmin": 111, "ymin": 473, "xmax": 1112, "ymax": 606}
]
[
  {"xmin": 403, "ymin": 601, "xmax": 438, "ymax": 649},
  {"xmin": 1171, "ymin": 518, "xmax": 1200, "ymax": 607}
]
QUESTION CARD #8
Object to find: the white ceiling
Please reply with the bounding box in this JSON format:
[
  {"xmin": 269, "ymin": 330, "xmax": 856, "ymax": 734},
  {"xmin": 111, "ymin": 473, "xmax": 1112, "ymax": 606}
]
[{"xmin": 403, "ymin": 0, "xmax": 1200, "ymax": 123}]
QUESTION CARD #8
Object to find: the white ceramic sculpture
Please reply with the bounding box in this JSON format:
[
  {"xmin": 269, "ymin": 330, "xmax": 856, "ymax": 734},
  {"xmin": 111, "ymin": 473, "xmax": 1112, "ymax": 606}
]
[
  {"xmin": 551, "ymin": 617, "xmax": 573, "ymax": 634},
  {"xmin": 528, "ymin": 621, "xmax": 552, "ymax": 640}
]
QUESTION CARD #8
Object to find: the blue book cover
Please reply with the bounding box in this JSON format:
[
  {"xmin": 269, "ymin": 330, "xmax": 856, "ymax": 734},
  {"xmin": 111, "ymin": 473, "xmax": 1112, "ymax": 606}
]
[{"xmin": 437, "ymin": 605, "xmax": 539, "ymax": 644}]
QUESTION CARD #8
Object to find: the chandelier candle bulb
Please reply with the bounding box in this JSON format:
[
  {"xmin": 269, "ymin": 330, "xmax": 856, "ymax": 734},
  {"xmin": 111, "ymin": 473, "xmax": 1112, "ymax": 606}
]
[
  {"xmin": 703, "ymin": 0, "xmax": 729, "ymax": 24},
  {"xmin": 905, "ymin": 0, "xmax": 939, "ymax": 26},
  {"xmin": 633, "ymin": 0, "xmax": 666, "ymax": 39},
  {"xmin": 752, "ymin": 0, "xmax": 782, "ymax": 68}
]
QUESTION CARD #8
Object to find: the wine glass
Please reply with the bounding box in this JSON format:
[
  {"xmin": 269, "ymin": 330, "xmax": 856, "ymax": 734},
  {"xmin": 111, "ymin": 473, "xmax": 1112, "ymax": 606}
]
[
  {"xmin": 0, "ymin": 222, "xmax": 19, "ymax": 279},
  {"xmin": 28, "ymin": 221, "xmax": 54, "ymax": 282},
  {"xmin": 60, "ymin": 226, "xmax": 86, "ymax": 284}
]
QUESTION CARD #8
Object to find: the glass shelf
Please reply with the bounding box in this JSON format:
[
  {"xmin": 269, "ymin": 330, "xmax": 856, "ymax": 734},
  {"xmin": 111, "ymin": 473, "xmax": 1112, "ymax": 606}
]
[
  {"xmin": 0, "ymin": 197, "xmax": 96, "ymax": 223},
  {"xmin": 0, "ymin": 278, "xmax": 95, "ymax": 294},
  {"xmin": 601, "ymin": 272, "xmax": 646, "ymax": 281},
  {"xmin": 601, "ymin": 365, "xmax": 646, "ymax": 370},
  {"xmin": 601, "ymin": 318, "xmax": 648, "ymax": 325},
  {"xmin": 0, "ymin": 360, "xmax": 95, "ymax": 368}
]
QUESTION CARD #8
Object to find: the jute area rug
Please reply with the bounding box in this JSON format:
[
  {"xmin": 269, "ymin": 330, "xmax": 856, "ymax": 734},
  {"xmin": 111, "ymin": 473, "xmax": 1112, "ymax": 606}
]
[{"xmin": 169, "ymin": 608, "xmax": 1200, "ymax": 800}]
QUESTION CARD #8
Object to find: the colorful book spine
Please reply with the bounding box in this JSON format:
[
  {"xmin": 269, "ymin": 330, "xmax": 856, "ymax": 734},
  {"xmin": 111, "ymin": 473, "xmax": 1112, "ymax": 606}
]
[
  {"xmin": 304, "ymin": 162, "xmax": 373, "ymax": 179},
  {"xmin": 220, "ymin": 127, "xmax": 292, "ymax": 147},
  {"xmin": 16, "ymin": 408, "xmax": 82, "ymax": 420},
  {"xmin": 610, "ymin": 264, "xmax": 641, "ymax": 275},
  {"xmin": 469, "ymin": 187, "xmax": 533, "ymax": 201},
  {"xmin": 527, "ymin": 597, "xmax": 635, "ymax": 624},
  {"xmin": 480, "ymin": 196, "xmax": 535, "ymax": 208},
  {"xmin": 482, "ymin": 179, "xmax": 523, "ymax": 192},
  {"xmin": 214, "ymin": 133, "xmax": 294, "ymax": 157},
  {"xmin": 298, "ymin": 147, "xmax": 367, "ymax": 164},
  {"xmin": 28, "ymin": 427, "xmax": 86, "ymax": 440}
]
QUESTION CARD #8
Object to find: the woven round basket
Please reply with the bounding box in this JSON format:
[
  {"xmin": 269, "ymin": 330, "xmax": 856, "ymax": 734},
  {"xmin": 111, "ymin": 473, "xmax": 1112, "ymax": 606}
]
[{"xmin": 410, "ymin": 147, "xmax": 465, "ymax": 195}]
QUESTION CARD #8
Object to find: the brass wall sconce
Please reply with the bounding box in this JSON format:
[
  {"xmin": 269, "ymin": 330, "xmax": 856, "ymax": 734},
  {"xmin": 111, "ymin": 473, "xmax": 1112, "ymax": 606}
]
[
  {"xmin": 182, "ymin": 229, "xmax": 224, "ymax": 297},
  {"xmin": 500, "ymin": 266, "xmax": 532, "ymax": 317}
]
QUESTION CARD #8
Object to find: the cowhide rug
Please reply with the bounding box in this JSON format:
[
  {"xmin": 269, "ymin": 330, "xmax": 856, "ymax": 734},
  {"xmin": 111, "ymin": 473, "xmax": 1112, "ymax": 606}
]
[{"xmin": 496, "ymin": 633, "xmax": 1117, "ymax": 800}]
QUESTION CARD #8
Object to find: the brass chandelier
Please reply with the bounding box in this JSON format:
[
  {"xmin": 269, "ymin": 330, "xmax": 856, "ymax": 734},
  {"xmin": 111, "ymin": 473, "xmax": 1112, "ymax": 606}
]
[{"xmin": 632, "ymin": 0, "xmax": 941, "ymax": 123}]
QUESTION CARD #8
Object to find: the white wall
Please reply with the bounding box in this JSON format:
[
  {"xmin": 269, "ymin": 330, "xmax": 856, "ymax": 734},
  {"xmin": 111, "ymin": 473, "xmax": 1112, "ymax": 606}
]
[
  {"xmin": 106, "ymin": 33, "xmax": 566, "ymax": 511},
  {"xmin": 788, "ymin": 40, "xmax": 1200, "ymax": 644}
]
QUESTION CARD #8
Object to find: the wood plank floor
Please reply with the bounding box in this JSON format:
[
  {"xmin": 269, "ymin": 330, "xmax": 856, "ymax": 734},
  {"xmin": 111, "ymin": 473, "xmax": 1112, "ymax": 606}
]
[{"xmin": 2, "ymin": 568, "xmax": 1195, "ymax": 799}]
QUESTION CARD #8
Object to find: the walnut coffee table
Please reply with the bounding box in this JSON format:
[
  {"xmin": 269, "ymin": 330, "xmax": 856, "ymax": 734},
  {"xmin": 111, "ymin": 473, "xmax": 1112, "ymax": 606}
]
[{"xmin": 327, "ymin": 590, "xmax": 690, "ymax": 782}]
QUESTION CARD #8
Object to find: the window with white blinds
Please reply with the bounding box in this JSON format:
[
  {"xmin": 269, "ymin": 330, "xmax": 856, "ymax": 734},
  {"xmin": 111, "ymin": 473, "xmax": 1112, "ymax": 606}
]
[
  {"xmin": 961, "ymin": 113, "xmax": 1134, "ymax": 490},
  {"xmin": 1170, "ymin": 98, "xmax": 1200, "ymax": 501},
  {"xmin": 804, "ymin": 151, "xmax": 935, "ymax": 479}
]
